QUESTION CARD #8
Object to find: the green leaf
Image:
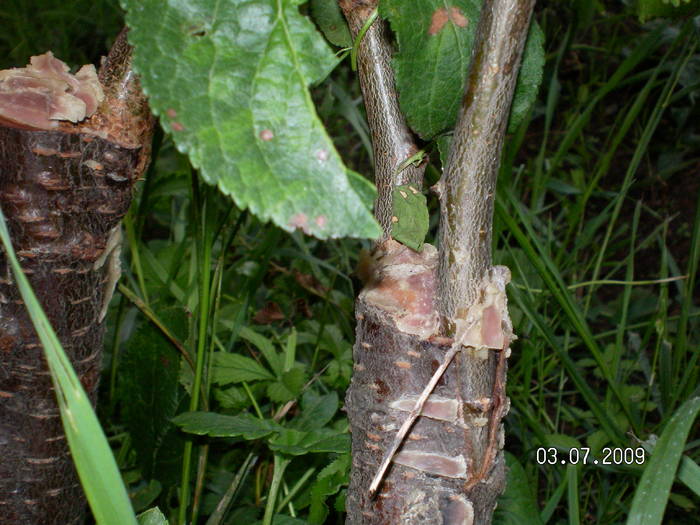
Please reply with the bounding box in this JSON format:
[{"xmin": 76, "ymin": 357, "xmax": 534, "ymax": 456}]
[
  {"xmin": 310, "ymin": 0, "xmax": 352, "ymax": 47},
  {"xmin": 507, "ymin": 20, "xmax": 544, "ymax": 133},
  {"xmin": 267, "ymin": 366, "xmax": 307, "ymax": 403},
  {"xmin": 391, "ymin": 184, "xmax": 429, "ymax": 251},
  {"xmin": 494, "ymin": 453, "xmax": 544, "ymax": 525},
  {"xmin": 130, "ymin": 480, "xmax": 162, "ymax": 513},
  {"xmin": 212, "ymin": 352, "xmax": 275, "ymax": 385},
  {"xmin": 268, "ymin": 428, "xmax": 350, "ymax": 455},
  {"xmin": 292, "ymin": 391, "xmax": 339, "ymax": 431},
  {"xmin": 172, "ymin": 411, "xmax": 282, "ymax": 440},
  {"xmin": 627, "ymin": 397, "xmax": 700, "ymax": 525},
  {"xmin": 240, "ymin": 326, "xmax": 283, "ymax": 376},
  {"xmin": 120, "ymin": 308, "xmax": 185, "ymax": 480},
  {"xmin": 121, "ymin": 0, "xmax": 381, "ymax": 240},
  {"xmin": 137, "ymin": 507, "xmax": 169, "ymax": 525},
  {"xmin": 379, "ymin": 0, "xmax": 480, "ymax": 140},
  {"xmin": 380, "ymin": 0, "xmax": 544, "ymax": 139},
  {"xmin": 309, "ymin": 453, "xmax": 350, "ymax": 524}
]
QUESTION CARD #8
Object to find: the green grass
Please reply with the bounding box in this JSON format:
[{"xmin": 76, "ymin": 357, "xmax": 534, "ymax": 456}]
[{"xmin": 1, "ymin": 1, "xmax": 699, "ymax": 524}]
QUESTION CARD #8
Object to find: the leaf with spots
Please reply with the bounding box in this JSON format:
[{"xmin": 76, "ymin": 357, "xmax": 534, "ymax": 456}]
[
  {"xmin": 379, "ymin": 0, "xmax": 544, "ymax": 140},
  {"xmin": 121, "ymin": 0, "xmax": 381, "ymax": 240},
  {"xmin": 391, "ymin": 184, "xmax": 429, "ymax": 251},
  {"xmin": 627, "ymin": 396, "xmax": 700, "ymax": 525}
]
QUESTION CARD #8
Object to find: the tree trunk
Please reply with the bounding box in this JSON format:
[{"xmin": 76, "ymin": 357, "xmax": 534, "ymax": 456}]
[
  {"xmin": 343, "ymin": 0, "xmax": 535, "ymax": 523},
  {"xmin": 0, "ymin": 29, "xmax": 153, "ymax": 525}
]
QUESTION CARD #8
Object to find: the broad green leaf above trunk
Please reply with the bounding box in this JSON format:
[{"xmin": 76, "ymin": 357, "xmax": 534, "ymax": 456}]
[
  {"xmin": 379, "ymin": 0, "xmax": 544, "ymax": 139},
  {"xmin": 121, "ymin": 0, "xmax": 381, "ymax": 240}
]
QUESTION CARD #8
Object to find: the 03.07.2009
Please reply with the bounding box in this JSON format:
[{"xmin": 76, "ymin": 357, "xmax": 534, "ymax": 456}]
[{"xmin": 535, "ymin": 446, "xmax": 646, "ymax": 466}]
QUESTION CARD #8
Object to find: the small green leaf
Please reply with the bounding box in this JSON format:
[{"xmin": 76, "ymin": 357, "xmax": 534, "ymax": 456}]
[
  {"xmin": 507, "ymin": 20, "xmax": 545, "ymax": 133},
  {"xmin": 214, "ymin": 385, "xmax": 250, "ymax": 410},
  {"xmin": 267, "ymin": 366, "xmax": 307, "ymax": 403},
  {"xmin": 309, "ymin": 453, "xmax": 350, "ymax": 524},
  {"xmin": 310, "ymin": 0, "xmax": 352, "ymax": 47},
  {"xmin": 292, "ymin": 391, "xmax": 339, "ymax": 431},
  {"xmin": 627, "ymin": 397, "xmax": 700, "ymax": 525},
  {"xmin": 212, "ymin": 353, "xmax": 275, "ymax": 385},
  {"xmin": 391, "ymin": 184, "xmax": 429, "ymax": 251},
  {"xmin": 240, "ymin": 326, "xmax": 283, "ymax": 376},
  {"xmin": 268, "ymin": 428, "xmax": 350, "ymax": 455},
  {"xmin": 172, "ymin": 411, "xmax": 282, "ymax": 440},
  {"xmin": 494, "ymin": 453, "xmax": 544, "ymax": 525},
  {"xmin": 121, "ymin": 0, "xmax": 381, "ymax": 240},
  {"xmin": 137, "ymin": 507, "xmax": 169, "ymax": 525}
]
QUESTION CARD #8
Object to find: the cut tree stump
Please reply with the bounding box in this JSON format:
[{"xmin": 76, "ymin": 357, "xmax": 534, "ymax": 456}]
[{"xmin": 0, "ymin": 29, "xmax": 153, "ymax": 525}]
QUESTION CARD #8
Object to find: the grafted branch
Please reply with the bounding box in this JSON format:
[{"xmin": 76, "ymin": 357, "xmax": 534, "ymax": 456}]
[
  {"xmin": 438, "ymin": 0, "xmax": 535, "ymax": 324},
  {"xmin": 339, "ymin": 0, "xmax": 426, "ymax": 238}
]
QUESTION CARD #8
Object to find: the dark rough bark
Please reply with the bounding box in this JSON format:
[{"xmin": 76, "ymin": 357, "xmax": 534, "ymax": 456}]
[
  {"xmin": 346, "ymin": 242, "xmax": 504, "ymax": 524},
  {"xmin": 339, "ymin": 0, "xmax": 425, "ymax": 238},
  {"xmin": 0, "ymin": 29, "xmax": 153, "ymax": 525}
]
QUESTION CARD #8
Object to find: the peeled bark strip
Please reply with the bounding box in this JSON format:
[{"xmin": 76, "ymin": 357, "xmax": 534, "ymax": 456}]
[
  {"xmin": 339, "ymin": 0, "xmax": 426, "ymax": 238},
  {"xmin": 0, "ymin": 29, "xmax": 153, "ymax": 525},
  {"xmin": 346, "ymin": 242, "xmax": 506, "ymax": 524}
]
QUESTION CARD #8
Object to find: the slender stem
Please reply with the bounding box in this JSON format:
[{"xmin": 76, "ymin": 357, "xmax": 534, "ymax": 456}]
[
  {"xmin": 262, "ymin": 455, "xmax": 291, "ymax": 525},
  {"xmin": 275, "ymin": 467, "xmax": 316, "ymax": 513},
  {"xmin": 438, "ymin": 0, "xmax": 535, "ymax": 325},
  {"xmin": 206, "ymin": 453, "xmax": 258, "ymax": 525},
  {"xmin": 178, "ymin": 182, "xmax": 214, "ymax": 525},
  {"xmin": 339, "ymin": 0, "xmax": 425, "ymax": 238}
]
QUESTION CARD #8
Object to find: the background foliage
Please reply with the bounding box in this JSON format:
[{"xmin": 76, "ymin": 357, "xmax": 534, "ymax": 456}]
[{"xmin": 1, "ymin": 1, "xmax": 699, "ymax": 524}]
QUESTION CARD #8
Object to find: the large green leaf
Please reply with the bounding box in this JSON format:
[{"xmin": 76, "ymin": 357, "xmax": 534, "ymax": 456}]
[
  {"xmin": 121, "ymin": 0, "xmax": 381, "ymax": 240},
  {"xmin": 212, "ymin": 352, "xmax": 276, "ymax": 384},
  {"xmin": 379, "ymin": 0, "xmax": 544, "ymax": 140},
  {"xmin": 268, "ymin": 428, "xmax": 350, "ymax": 455},
  {"xmin": 172, "ymin": 411, "xmax": 283, "ymax": 439},
  {"xmin": 627, "ymin": 397, "xmax": 700, "ymax": 525}
]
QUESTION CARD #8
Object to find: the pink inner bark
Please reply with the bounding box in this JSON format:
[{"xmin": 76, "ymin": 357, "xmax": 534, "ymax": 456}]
[{"xmin": 0, "ymin": 51, "xmax": 104, "ymax": 130}]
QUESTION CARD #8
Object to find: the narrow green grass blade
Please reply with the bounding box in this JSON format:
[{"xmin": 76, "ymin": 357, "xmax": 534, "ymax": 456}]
[
  {"xmin": 497, "ymin": 195, "xmax": 630, "ymax": 439},
  {"xmin": 677, "ymin": 456, "xmax": 700, "ymax": 498},
  {"xmin": 567, "ymin": 465, "xmax": 580, "ymax": 525},
  {"xmin": 509, "ymin": 285, "xmax": 624, "ymax": 441},
  {"xmin": 549, "ymin": 26, "xmax": 664, "ymax": 175},
  {"xmin": 0, "ymin": 206, "xmax": 138, "ymax": 525},
  {"xmin": 627, "ymin": 397, "xmax": 700, "ymax": 525}
]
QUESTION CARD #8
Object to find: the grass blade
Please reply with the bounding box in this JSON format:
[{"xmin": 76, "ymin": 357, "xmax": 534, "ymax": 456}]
[{"xmin": 627, "ymin": 396, "xmax": 700, "ymax": 525}]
